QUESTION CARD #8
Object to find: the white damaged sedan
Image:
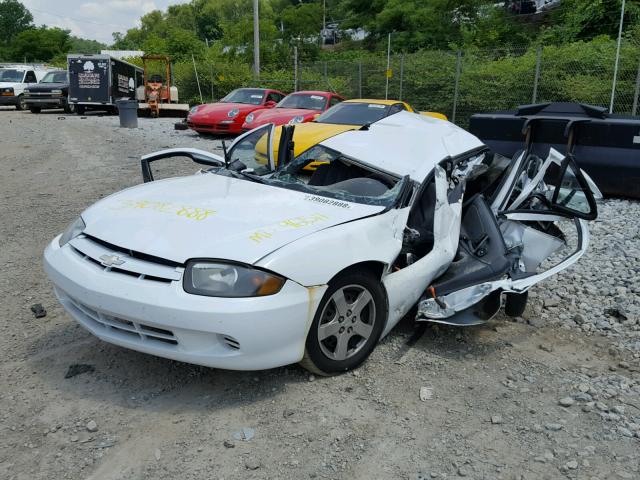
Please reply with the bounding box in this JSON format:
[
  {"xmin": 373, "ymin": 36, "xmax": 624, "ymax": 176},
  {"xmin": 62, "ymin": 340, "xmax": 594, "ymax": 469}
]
[{"xmin": 44, "ymin": 112, "xmax": 600, "ymax": 374}]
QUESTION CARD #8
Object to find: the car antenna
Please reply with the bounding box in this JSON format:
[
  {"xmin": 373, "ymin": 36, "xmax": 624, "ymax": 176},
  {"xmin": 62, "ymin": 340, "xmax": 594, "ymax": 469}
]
[{"xmin": 221, "ymin": 139, "xmax": 229, "ymax": 168}]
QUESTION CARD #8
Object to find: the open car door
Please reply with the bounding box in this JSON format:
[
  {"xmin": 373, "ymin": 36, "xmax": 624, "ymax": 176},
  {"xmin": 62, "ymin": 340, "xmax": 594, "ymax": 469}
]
[{"xmin": 417, "ymin": 147, "xmax": 600, "ymax": 326}]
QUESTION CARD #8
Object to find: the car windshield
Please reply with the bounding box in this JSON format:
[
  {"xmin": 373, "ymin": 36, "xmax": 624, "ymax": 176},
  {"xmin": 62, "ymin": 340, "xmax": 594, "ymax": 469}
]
[
  {"xmin": 218, "ymin": 126, "xmax": 404, "ymax": 208},
  {"xmin": 277, "ymin": 93, "xmax": 327, "ymax": 110},
  {"xmin": 315, "ymin": 102, "xmax": 392, "ymax": 125},
  {"xmin": 41, "ymin": 71, "xmax": 68, "ymax": 83},
  {"xmin": 0, "ymin": 69, "xmax": 24, "ymax": 82},
  {"xmin": 220, "ymin": 88, "xmax": 265, "ymax": 105}
]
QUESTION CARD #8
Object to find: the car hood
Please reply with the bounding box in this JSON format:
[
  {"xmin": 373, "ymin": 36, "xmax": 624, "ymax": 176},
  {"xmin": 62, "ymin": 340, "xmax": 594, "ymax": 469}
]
[
  {"xmin": 81, "ymin": 172, "xmax": 385, "ymax": 266},
  {"xmin": 0, "ymin": 82, "xmax": 20, "ymax": 88},
  {"xmin": 192, "ymin": 102, "xmax": 260, "ymax": 118},
  {"xmin": 251, "ymin": 108, "xmax": 319, "ymax": 124},
  {"xmin": 27, "ymin": 82, "xmax": 68, "ymax": 92}
]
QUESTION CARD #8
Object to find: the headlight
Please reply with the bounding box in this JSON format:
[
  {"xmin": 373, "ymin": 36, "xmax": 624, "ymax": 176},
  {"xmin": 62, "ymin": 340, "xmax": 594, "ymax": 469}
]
[
  {"xmin": 51, "ymin": 89, "xmax": 63, "ymax": 94},
  {"xmin": 227, "ymin": 108, "xmax": 239, "ymax": 118},
  {"xmin": 23, "ymin": 89, "xmax": 30, "ymax": 93},
  {"xmin": 59, "ymin": 217, "xmax": 85, "ymax": 247},
  {"xmin": 288, "ymin": 115, "xmax": 304, "ymax": 124},
  {"xmin": 184, "ymin": 261, "xmax": 285, "ymax": 297},
  {"xmin": 189, "ymin": 105, "xmax": 200, "ymax": 114},
  {"xmin": 245, "ymin": 112, "xmax": 254, "ymax": 123}
]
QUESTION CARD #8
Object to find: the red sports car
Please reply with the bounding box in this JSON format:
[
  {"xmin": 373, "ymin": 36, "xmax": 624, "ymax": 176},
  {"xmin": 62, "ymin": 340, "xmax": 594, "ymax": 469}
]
[
  {"xmin": 241, "ymin": 90, "xmax": 344, "ymax": 132},
  {"xmin": 187, "ymin": 88, "xmax": 286, "ymax": 135}
]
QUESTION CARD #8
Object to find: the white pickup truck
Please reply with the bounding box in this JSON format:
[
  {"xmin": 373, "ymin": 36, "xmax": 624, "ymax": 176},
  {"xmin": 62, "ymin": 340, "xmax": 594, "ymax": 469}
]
[{"xmin": 0, "ymin": 65, "xmax": 51, "ymax": 110}]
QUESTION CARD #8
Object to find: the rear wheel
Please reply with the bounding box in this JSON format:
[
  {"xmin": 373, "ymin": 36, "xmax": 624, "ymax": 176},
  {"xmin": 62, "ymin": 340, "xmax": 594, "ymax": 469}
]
[
  {"xmin": 300, "ymin": 271, "xmax": 386, "ymax": 375},
  {"xmin": 75, "ymin": 105, "xmax": 85, "ymax": 115},
  {"xmin": 15, "ymin": 95, "xmax": 26, "ymax": 111},
  {"xmin": 29, "ymin": 106, "xmax": 41, "ymax": 114},
  {"xmin": 63, "ymin": 102, "xmax": 75, "ymax": 114}
]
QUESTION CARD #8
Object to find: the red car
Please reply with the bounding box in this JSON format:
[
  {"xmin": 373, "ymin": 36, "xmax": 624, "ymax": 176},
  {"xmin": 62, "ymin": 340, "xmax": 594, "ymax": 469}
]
[
  {"xmin": 241, "ymin": 90, "xmax": 344, "ymax": 132},
  {"xmin": 187, "ymin": 88, "xmax": 286, "ymax": 135}
]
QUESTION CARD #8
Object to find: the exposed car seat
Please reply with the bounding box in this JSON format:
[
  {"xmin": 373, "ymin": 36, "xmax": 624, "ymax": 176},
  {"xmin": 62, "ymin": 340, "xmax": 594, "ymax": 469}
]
[
  {"xmin": 308, "ymin": 160, "xmax": 361, "ymax": 186},
  {"xmin": 405, "ymin": 180, "xmax": 436, "ymax": 254},
  {"xmin": 323, "ymin": 178, "xmax": 389, "ymax": 196},
  {"xmin": 431, "ymin": 195, "xmax": 511, "ymax": 296}
]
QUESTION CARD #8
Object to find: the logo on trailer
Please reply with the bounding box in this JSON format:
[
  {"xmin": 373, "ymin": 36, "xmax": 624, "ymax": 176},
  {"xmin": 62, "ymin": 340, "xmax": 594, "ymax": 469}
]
[
  {"xmin": 83, "ymin": 61, "xmax": 95, "ymax": 72},
  {"xmin": 128, "ymin": 78, "xmax": 135, "ymax": 90}
]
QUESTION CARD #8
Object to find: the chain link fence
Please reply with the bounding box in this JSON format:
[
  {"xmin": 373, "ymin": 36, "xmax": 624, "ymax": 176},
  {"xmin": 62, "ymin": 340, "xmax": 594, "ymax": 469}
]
[{"xmin": 297, "ymin": 38, "xmax": 640, "ymax": 127}]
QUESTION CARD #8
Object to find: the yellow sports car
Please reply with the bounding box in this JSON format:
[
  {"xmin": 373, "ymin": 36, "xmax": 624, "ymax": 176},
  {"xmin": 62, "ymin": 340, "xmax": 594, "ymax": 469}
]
[{"xmin": 255, "ymin": 99, "xmax": 447, "ymax": 169}]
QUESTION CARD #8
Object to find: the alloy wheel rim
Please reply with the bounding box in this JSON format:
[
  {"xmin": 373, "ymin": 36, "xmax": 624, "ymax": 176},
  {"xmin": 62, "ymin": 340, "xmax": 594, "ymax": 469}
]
[{"xmin": 317, "ymin": 284, "xmax": 376, "ymax": 361}]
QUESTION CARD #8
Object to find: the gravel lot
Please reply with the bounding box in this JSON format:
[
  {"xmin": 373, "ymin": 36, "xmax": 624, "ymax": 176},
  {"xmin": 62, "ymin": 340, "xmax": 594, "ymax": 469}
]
[{"xmin": 1, "ymin": 108, "xmax": 639, "ymax": 480}]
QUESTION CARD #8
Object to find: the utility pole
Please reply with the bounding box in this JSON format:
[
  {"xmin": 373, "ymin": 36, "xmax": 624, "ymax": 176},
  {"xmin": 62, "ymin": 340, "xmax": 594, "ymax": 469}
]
[
  {"xmin": 385, "ymin": 33, "xmax": 391, "ymax": 100},
  {"xmin": 610, "ymin": 0, "xmax": 625, "ymax": 113},
  {"xmin": 322, "ymin": 0, "xmax": 326, "ymax": 46},
  {"xmin": 253, "ymin": 0, "xmax": 260, "ymax": 81}
]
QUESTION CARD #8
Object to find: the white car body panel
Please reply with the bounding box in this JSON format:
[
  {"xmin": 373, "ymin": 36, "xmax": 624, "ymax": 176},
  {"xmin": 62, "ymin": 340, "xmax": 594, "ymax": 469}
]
[{"xmin": 382, "ymin": 166, "xmax": 461, "ymax": 335}]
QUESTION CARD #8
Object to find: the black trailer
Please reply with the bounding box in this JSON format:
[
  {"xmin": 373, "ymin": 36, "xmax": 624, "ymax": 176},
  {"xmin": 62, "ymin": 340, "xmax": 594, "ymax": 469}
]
[
  {"xmin": 67, "ymin": 54, "xmax": 143, "ymax": 114},
  {"xmin": 469, "ymin": 102, "xmax": 640, "ymax": 198}
]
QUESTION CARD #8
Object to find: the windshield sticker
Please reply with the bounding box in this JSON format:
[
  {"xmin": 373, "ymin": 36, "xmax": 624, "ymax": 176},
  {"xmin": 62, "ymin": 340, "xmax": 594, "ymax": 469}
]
[
  {"xmin": 310, "ymin": 95, "xmax": 324, "ymax": 100},
  {"xmin": 368, "ymin": 104, "xmax": 386, "ymax": 109},
  {"xmin": 110, "ymin": 199, "xmax": 216, "ymax": 221},
  {"xmin": 304, "ymin": 195, "xmax": 351, "ymax": 209},
  {"xmin": 249, "ymin": 213, "xmax": 329, "ymax": 243},
  {"xmin": 251, "ymin": 94, "xmax": 263, "ymax": 98}
]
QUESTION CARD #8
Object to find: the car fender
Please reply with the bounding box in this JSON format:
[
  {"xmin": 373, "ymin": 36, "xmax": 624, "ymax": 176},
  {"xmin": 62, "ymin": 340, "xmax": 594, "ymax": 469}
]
[{"xmin": 255, "ymin": 207, "xmax": 409, "ymax": 287}]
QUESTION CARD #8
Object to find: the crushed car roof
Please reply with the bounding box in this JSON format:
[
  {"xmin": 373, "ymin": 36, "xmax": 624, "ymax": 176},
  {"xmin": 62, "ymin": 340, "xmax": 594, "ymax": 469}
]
[{"xmin": 319, "ymin": 111, "xmax": 485, "ymax": 181}]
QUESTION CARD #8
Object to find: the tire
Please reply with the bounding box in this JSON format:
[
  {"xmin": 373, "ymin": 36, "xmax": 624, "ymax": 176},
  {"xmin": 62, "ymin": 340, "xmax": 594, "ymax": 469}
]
[
  {"xmin": 75, "ymin": 105, "xmax": 85, "ymax": 115},
  {"xmin": 29, "ymin": 106, "xmax": 41, "ymax": 114},
  {"xmin": 300, "ymin": 271, "xmax": 386, "ymax": 375},
  {"xmin": 504, "ymin": 291, "xmax": 528, "ymax": 317},
  {"xmin": 64, "ymin": 102, "xmax": 75, "ymax": 114},
  {"xmin": 15, "ymin": 95, "xmax": 26, "ymax": 111}
]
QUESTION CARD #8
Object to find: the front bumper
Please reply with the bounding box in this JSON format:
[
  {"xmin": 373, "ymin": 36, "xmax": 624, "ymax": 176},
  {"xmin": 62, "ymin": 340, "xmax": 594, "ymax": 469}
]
[
  {"xmin": 0, "ymin": 95, "xmax": 18, "ymax": 106},
  {"xmin": 25, "ymin": 96, "xmax": 66, "ymax": 108},
  {"xmin": 44, "ymin": 237, "xmax": 324, "ymax": 370},
  {"xmin": 187, "ymin": 118, "xmax": 243, "ymax": 134}
]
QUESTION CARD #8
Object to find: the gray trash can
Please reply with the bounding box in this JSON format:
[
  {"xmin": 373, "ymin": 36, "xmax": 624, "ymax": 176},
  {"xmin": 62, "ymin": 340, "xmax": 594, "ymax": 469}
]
[{"xmin": 116, "ymin": 99, "xmax": 138, "ymax": 128}]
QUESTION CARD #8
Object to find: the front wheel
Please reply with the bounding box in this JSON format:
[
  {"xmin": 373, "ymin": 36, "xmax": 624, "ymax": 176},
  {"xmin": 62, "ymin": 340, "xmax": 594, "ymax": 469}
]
[
  {"xmin": 75, "ymin": 105, "xmax": 85, "ymax": 115},
  {"xmin": 64, "ymin": 102, "xmax": 75, "ymax": 114},
  {"xmin": 300, "ymin": 271, "xmax": 386, "ymax": 375},
  {"xmin": 15, "ymin": 95, "xmax": 26, "ymax": 111}
]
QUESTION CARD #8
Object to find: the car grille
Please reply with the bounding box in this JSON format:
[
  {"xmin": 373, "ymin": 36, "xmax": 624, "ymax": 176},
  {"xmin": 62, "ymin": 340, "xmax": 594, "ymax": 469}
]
[
  {"xmin": 64, "ymin": 293, "xmax": 178, "ymax": 347},
  {"xmin": 69, "ymin": 235, "xmax": 182, "ymax": 284}
]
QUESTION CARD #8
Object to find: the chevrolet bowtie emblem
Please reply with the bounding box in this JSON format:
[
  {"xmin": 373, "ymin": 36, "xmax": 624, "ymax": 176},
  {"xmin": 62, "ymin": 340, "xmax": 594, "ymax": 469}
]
[{"xmin": 99, "ymin": 254, "xmax": 125, "ymax": 267}]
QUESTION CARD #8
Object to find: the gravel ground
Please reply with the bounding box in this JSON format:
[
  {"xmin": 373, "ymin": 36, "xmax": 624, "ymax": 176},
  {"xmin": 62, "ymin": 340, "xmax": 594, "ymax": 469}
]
[{"xmin": 0, "ymin": 108, "xmax": 639, "ymax": 480}]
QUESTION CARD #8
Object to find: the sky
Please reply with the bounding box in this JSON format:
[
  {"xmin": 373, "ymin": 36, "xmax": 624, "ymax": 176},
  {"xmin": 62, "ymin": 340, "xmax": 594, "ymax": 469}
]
[{"xmin": 20, "ymin": 0, "xmax": 191, "ymax": 45}]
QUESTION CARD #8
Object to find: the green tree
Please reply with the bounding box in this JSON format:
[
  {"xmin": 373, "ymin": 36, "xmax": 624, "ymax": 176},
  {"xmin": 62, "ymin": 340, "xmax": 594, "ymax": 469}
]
[
  {"xmin": 69, "ymin": 36, "xmax": 105, "ymax": 54},
  {"xmin": 539, "ymin": 0, "xmax": 640, "ymax": 43},
  {"xmin": 0, "ymin": 0, "xmax": 33, "ymax": 46},
  {"xmin": 10, "ymin": 27, "xmax": 72, "ymax": 62}
]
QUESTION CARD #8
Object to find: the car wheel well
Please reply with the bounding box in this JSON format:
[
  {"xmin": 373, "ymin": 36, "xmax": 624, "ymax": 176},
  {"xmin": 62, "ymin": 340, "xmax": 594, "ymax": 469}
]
[{"xmin": 331, "ymin": 261, "xmax": 386, "ymax": 282}]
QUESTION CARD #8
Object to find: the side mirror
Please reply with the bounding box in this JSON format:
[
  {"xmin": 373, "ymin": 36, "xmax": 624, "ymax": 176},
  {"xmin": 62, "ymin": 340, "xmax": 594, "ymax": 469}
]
[
  {"xmin": 313, "ymin": 113, "xmax": 320, "ymax": 119},
  {"xmin": 265, "ymin": 100, "xmax": 276, "ymax": 108}
]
